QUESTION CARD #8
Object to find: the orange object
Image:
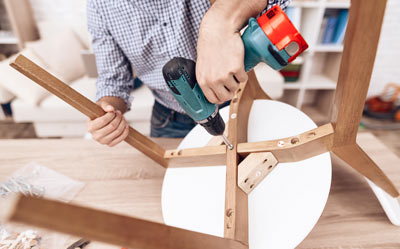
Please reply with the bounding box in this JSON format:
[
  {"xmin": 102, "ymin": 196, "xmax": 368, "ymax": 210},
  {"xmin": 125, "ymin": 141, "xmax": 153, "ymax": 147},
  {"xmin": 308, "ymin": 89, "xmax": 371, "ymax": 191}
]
[
  {"xmin": 366, "ymin": 83, "xmax": 400, "ymax": 113},
  {"xmin": 257, "ymin": 5, "xmax": 308, "ymax": 62}
]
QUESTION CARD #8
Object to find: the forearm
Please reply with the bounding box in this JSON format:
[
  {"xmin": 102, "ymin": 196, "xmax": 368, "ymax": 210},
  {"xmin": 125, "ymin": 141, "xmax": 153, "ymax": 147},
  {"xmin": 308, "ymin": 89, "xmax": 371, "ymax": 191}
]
[{"xmin": 205, "ymin": 0, "xmax": 267, "ymax": 30}]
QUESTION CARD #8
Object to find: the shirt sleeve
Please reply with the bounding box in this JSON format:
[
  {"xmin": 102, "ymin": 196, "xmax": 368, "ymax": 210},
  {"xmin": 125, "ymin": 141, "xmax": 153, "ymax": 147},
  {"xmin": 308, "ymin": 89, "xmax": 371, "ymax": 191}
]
[
  {"xmin": 87, "ymin": 0, "xmax": 133, "ymax": 110},
  {"xmin": 264, "ymin": 0, "xmax": 291, "ymax": 14}
]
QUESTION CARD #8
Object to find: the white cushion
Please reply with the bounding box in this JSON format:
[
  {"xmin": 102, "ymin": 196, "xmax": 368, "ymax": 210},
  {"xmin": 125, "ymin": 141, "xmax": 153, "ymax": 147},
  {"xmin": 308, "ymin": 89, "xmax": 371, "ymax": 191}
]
[
  {"xmin": 0, "ymin": 49, "xmax": 52, "ymax": 106},
  {"xmin": 26, "ymin": 29, "xmax": 86, "ymax": 84},
  {"xmin": 0, "ymin": 85, "xmax": 15, "ymax": 104},
  {"xmin": 37, "ymin": 21, "xmax": 91, "ymax": 50},
  {"xmin": 13, "ymin": 76, "xmax": 154, "ymax": 123}
]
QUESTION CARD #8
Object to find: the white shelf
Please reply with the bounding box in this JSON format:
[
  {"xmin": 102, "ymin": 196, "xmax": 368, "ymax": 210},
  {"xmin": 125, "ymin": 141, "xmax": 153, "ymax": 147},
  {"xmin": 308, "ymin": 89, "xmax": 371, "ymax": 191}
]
[
  {"xmin": 313, "ymin": 44, "xmax": 343, "ymax": 52},
  {"xmin": 284, "ymin": 83, "xmax": 302, "ymax": 89},
  {"xmin": 291, "ymin": 1, "xmax": 321, "ymax": 8},
  {"xmin": 0, "ymin": 31, "xmax": 18, "ymax": 45},
  {"xmin": 284, "ymin": 0, "xmax": 349, "ymax": 112},
  {"xmin": 324, "ymin": 1, "xmax": 350, "ymax": 9},
  {"xmin": 0, "ymin": 37, "xmax": 18, "ymax": 44},
  {"xmin": 304, "ymin": 75, "xmax": 337, "ymax": 89}
]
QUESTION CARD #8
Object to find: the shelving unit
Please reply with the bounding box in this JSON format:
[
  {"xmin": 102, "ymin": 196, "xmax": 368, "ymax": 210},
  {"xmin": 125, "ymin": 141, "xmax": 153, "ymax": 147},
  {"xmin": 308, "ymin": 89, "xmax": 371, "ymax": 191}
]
[
  {"xmin": 0, "ymin": 0, "xmax": 39, "ymax": 55},
  {"xmin": 280, "ymin": 0, "xmax": 350, "ymax": 124}
]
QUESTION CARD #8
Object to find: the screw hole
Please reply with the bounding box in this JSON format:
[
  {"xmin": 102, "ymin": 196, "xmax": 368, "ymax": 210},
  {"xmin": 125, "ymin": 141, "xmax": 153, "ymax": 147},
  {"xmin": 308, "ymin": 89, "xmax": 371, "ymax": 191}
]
[
  {"xmin": 170, "ymin": 152, "xmax": 174, "ymax": 156},
  {"xmin": 244, "ymin": 178, "xmax": 249, "ymax": 183},
  {"xmin": 308, "ymin": 132, "xmax": 316, "ymax": 138},
  {"xmin": 237, "ymin": 88, "xmax": 242, "ymax": 93},
  {"xmin": 226, "ymin": 209, "xmax": 233, "ymax": 217},
  {"xmin": 291, "ymin": 137, "xmax": 300, "ymax": 144},
  {"xmin": 177, "ymin": 150, "xmax": 182, "ymax": 156},
  {"xmin": 250, "ymin": 184, "xmax": 254, "ymax": 189},
  {"xmin": 232, "ymin": 98, "xmax": 238, "ymax": 103},
  {"xmin": 268, "ymin": 165, "xmax": 273, "ymax": 170},
  {"xmin": 263, "ymin": 158, "xmax": 268, "ymax": 163}
]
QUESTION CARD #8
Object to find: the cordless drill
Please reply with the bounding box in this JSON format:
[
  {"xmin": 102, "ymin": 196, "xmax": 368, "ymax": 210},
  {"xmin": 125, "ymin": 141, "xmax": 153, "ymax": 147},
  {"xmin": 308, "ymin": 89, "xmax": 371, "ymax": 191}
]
[{"xmin": 162, "ymin": 5, "xmax": 308, "ymax": 149}]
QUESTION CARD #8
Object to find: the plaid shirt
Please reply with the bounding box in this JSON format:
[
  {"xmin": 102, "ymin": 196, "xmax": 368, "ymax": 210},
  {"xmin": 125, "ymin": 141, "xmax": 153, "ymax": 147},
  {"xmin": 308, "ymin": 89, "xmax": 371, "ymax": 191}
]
[{"xmin": 87, "ymin": 0, "xmax": 291, "ymax": 113}]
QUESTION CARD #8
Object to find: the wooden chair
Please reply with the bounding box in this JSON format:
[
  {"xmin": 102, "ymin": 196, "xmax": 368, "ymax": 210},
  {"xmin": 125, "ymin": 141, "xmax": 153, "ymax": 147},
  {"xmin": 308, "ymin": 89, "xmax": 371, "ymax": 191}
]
[{"xmin": 2, "ymin": 0, "xmax": 399, "ymax": 248}]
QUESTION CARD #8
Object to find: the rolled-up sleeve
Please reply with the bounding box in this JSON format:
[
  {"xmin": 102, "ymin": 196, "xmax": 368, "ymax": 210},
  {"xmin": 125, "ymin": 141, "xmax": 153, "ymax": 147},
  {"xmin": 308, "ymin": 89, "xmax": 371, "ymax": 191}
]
[{"xmin": 87, "ymin": 0, "xmax": 133, "ymax": 109}]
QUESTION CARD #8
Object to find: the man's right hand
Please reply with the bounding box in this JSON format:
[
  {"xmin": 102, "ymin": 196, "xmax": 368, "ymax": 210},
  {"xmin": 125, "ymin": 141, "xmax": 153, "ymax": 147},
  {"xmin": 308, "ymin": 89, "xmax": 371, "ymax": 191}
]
[{"xmin": 87, "ymin": 98, "xmax": 129, "ymax": 147}]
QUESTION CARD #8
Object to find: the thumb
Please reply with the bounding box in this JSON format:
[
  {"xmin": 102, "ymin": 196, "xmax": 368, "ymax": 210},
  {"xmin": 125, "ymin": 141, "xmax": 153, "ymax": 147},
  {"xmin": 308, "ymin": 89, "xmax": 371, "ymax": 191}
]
[{"xmin": 99, "ymin": 101, "xmax": 115, "ymax": 112}]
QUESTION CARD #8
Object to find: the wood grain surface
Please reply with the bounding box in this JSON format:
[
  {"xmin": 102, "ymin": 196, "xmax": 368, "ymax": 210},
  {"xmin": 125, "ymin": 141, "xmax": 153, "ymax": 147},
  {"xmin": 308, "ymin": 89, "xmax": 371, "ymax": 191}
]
[
  {"xmin": 10, "ymin": 55, "xmax": 168, "ymax": 167},
  {"xmin": 0, "ymin": 136, "xmax": 399, "ymax": 248}
]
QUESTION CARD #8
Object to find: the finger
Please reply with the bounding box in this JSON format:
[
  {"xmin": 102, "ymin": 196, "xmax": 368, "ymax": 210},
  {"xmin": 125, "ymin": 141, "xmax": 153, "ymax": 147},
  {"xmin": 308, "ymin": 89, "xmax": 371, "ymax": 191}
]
[
  {"xmin": 99, "ymin": 102, "xmax": 115, "ymax": 112},
  {"xmin": 201, "ymin": 85, "xmax": 220, "ymax": 104},
  {"xmin": 99, "ymin": 116, "xmax": 126, "ymax": 145},
  {"xmin": 92, "ymin": 111, "xmax": 123, "ymax": 140},
  {"xmin": 108, "ymin": 124, "xmax": 130, "ymax": 147},
  {"xmin": 213, "ymin": 83, "xmax": 233, "ymax": 104},
  {"xmin": 233, "ymin": 68, "xmax": 248, "ymax": 83},
  {"xmin": 87, "ymin": 111, "xmax": 116, "ymax": 132},
  {"xmin": 225, "ymin": 76, "xmax": 239, "ymax": 93}
]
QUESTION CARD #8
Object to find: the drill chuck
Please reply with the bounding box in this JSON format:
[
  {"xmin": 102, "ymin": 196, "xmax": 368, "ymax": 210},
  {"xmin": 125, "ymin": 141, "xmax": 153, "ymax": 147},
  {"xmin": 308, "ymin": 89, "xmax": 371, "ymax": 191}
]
[{"xmin": 196, "ymin": 108, "xmax": 225, "ymax": 136}]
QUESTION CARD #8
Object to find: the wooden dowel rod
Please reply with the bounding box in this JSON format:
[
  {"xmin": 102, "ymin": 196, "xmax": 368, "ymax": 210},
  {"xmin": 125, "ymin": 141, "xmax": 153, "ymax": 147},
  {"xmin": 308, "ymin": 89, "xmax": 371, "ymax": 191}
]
[
  {"xmin": 10, "ymin": 55, "xmax": 168, "ymax": 167},
  {"xmin": 1, "ymin": 195, "xmax": 248, "ymax": 249}
]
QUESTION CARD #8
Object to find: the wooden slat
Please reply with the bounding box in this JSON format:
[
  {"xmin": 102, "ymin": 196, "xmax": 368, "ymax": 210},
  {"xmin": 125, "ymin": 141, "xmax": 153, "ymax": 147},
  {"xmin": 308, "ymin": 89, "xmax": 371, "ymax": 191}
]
[
  {"xmin": 331, "ymin": 0, "xmax": 387, "ymax": 147},
  {"xmin": 237, "ymin": 123, "xmax": 334, "ymax": 162},
  {"xmin": 10, "ymin": 55, "xmax": 168, "ymax": 167},
  {"xmin": 224, "ymin": 79, "xmax": 256, "ymax": 242},
  {"xmin": 1, "ymin": 195, "xmax": 248, "ymax": 249},
  {"xmin": 333, "ymin": 144, "xmax": 399, "ymax": 198},
  {"xmin": 165, "ymin": 145, "xmax": 226, "ymax": 167}
]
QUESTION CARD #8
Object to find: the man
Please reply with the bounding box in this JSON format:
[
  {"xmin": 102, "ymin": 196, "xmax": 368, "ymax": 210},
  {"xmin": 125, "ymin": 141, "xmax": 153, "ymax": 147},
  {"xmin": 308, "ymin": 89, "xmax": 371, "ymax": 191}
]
[{"xmin": 87, "ymin": 0, "xmax": 290, "ymax": 146}]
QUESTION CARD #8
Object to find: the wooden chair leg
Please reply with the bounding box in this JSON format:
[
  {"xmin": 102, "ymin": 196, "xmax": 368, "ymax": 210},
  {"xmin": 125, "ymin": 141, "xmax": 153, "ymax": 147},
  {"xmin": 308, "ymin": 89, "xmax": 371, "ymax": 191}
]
[
  {"xmin": 332, "ymin": 144, "xmax": 399, "ymax": 198},
  {"xmin": 1, "ymin": 195, "xmax": 248, "ymax": 249},
  {"xmin": 247, "ymin": 70, "xmax": 271, "ymax": 100}
]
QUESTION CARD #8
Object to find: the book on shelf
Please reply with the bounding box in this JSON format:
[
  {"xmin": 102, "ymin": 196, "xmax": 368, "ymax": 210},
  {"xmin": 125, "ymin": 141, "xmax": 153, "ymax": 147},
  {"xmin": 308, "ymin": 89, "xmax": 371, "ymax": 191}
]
[
  {"xmin": 280, "ymin": 57, "xmax": 303, "ymax": 83},
  {"xmin": 318, "ymin": 9, "xmax": 348, "ymax": 45},
  {"xmin": 332, "ymin": 9, "xmax": 349, "ymax": 44}
]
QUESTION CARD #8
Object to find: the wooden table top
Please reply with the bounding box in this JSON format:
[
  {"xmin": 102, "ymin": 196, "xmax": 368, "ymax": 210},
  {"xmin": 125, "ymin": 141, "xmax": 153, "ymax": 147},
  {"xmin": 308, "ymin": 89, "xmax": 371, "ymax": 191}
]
[
  {"xmin": 0, "ymin": 134, "xmax": 399, "ymax": 248},
  {"xmin": 0, "ymin": 138, "xmax": 181, "ymax": 249}
]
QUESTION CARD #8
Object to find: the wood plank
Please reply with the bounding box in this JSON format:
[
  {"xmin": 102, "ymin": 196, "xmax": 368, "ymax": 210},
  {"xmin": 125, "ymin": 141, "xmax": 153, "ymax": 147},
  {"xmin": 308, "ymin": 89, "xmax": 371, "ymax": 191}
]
[
  {"xmin": 331, "ymin": 0, "xmax": 387, "ymax": 147},
  {"xmin": 332, "ymin": 144, "xmax": 399, "ymax": 197},
  {"xmin": 1, "ymin": 195, "xmax": 248, "ymax": 249},
  {"xmin": 237, "ymin": 123, "xmax": 334, "ymax": 162},
  {"xmin": 237, "ymin": 152, "xmax": 278, "ymax": 194},
  {"xmin": 224, "ymin": 82, "xmax": 251, "ymax": 243},
  {"xmin": 10, "ymin": 55, "xmax": 168, "ymax": 168},
  {"xmin": 165, "ymin": 145, "xmax": 226, "ymax": 167}
]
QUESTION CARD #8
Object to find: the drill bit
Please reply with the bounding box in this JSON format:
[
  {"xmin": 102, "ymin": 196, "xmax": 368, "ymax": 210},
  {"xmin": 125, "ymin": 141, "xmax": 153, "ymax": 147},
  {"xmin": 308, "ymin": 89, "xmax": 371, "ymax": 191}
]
[{"xmin": 222, "ymin": 135, "xmax": 234, "ymax": 150}]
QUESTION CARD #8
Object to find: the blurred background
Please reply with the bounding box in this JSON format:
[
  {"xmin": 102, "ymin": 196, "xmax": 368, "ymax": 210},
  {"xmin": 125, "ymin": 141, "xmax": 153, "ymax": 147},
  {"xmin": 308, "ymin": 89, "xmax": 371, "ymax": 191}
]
[{"xmin": 0, "ymin": 0, "xmax": 399, "ymax": 156}]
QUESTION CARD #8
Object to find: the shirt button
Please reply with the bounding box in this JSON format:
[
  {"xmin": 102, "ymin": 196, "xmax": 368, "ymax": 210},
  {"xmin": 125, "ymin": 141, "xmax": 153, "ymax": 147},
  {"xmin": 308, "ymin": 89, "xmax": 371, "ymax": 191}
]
[{"xmin": 163, "ymin": 22, "xmax": 168, "ymax": 27}]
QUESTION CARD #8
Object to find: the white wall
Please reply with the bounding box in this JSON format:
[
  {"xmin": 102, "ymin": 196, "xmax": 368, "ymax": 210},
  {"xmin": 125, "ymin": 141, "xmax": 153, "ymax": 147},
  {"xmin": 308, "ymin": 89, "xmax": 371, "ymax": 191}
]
[
  {"xmin": 26, "ymin": 0, "xmax": 399, "ymax": 97},
  {"xmin": 29, "ymin": 0, "xmax": 86, "ymax": 23},
  {"xmin": 369, "ymin": 0, "xmax": 400, "ymax": 97}
]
